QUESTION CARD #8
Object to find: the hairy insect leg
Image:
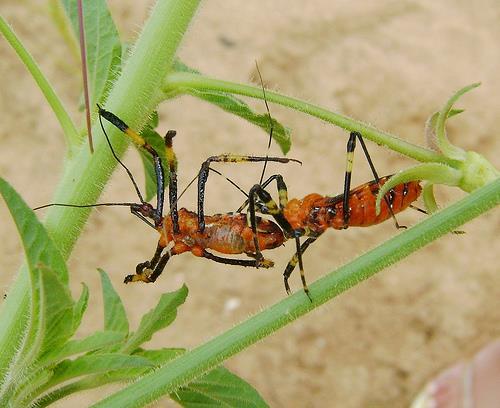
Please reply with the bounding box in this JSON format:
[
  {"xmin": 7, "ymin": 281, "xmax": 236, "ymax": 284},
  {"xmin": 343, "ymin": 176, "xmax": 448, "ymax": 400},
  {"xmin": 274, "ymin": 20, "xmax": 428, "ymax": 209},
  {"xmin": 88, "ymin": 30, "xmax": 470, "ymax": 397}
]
[
  {"xmin": 164, "ymin": 130, "xmax": 180, "ymax": 234},
  {"xmin": 246, "ymin": 183, "xmax": 294, "ymax": 267},
  {"xmin": 344, "ymin": 132, "xmax": 405, "ymax": 229},
  {"xmin": 124, "ymin": 245, "xmax": 184, "ymax": 284},
  {"xmin": 247, "ymin": 186, "xmax": 265, "ymax": 266},
  {"xmin": 97, "ymin": 105, "xmax": 166, "ymax": 226},
  {"xmin": 147, "ymin": 248, "xmax": 178, "ymax": 283},
  {"xmin": 342, "ymin": 132, "xmax": 357, "ymax": 227},
  {"xmin": 245, "ymin": 183, "xmax": 317, "ymax": 298},
  {"xmin": 124, "ymin": 243, "xmax": 165, "ymax": 283},
  {"xmin": 197, "ymin": 154, "xmax": 300, "ymax": 231},
  {"xmin": 248, "ymin": 184, "xmax": 293, "ymax": 234},
  {"xmin": 201, "ymin": 249, "xmax": 274, "ymax": 268},
  {"xmin": 282, "ymin": 235, "xmax": 320, "ymax": 300},
  {"xmin": 237, "ymin": 173, "xmax": 289, "ymax": 213}
]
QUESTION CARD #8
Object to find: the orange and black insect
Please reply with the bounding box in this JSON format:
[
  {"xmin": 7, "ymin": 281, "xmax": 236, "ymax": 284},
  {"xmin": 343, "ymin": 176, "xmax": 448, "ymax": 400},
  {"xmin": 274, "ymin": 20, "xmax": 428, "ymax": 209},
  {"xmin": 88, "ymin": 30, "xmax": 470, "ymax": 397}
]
[
  {"xmin": 186, "ymin": 65, "xmax": 421, "ymax": 299},
  {"xmin": 195, "ymin": 128, "xmax": 422, "ymax": 299},
  {"xmin": 35, "ymin": 106, "xmax": 297, "ymax": 284}
]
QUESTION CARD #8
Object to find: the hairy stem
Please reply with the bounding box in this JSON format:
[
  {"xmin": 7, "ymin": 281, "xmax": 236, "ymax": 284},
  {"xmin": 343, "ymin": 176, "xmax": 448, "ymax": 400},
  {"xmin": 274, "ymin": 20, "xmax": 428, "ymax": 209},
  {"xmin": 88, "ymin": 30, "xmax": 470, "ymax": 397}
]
[
  {"xmin": 164, "ymin": 72, "xmax": 458, "ymax": 165},
  {"xmin": 0, "ymin": 0, "xmax": 200, "ymax": 385},
  {"xmin": 95, "ymin": 178, "xmax": 500, "ymax": 407}
]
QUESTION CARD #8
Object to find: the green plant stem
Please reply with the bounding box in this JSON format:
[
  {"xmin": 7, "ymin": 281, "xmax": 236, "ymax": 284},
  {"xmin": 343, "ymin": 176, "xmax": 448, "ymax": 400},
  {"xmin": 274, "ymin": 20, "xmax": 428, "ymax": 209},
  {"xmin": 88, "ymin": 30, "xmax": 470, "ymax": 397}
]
[
  {"xmin": 164, "ymin": 72, "xmax": 457, "ymax": 165},
  {"xmin": 94, "ymin": 178, "xmax": 500, "ymax": 407},
  {"xmin": 0, "ymin": 15, "xmax": 80, "ymax": 154},
  {"xmin": 0, "ymin": 0, "xmax": 200, "ymax": 384}
]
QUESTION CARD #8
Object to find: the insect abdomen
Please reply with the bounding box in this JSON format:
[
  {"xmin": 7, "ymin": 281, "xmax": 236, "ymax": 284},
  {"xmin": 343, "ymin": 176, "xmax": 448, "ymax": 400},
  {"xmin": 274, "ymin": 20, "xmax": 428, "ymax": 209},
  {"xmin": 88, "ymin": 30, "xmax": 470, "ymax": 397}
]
[
  {"xmin": 342, "ymin": 178, "xmax": 422, "ymax": 227},
  {"xmin": 290, "ymin": 177, "xmax": 422, "ymax": 233}
]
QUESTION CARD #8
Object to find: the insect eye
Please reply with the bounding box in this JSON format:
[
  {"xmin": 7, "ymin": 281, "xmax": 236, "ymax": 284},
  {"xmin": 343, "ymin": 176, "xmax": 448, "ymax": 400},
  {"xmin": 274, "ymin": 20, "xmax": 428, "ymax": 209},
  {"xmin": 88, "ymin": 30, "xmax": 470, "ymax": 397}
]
[{"xmin": 308, "ymin": 206, "xmax": 322, "ymax": 222}]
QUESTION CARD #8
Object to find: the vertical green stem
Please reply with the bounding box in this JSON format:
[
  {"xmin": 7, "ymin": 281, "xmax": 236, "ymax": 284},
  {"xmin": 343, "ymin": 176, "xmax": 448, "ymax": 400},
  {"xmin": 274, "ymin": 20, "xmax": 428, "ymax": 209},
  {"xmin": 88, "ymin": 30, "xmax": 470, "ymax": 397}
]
[{"xmin": 0, "ymin": 0, "xmax": 200, "ymax": 382}]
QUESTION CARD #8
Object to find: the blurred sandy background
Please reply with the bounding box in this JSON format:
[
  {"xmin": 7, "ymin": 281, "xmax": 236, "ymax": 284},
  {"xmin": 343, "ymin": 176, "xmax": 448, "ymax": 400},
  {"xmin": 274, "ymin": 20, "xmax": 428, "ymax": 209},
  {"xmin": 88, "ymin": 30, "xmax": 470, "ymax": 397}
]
[{"xmin": 1, "ymin": 1, "xmax": 499, "ymax": 407}]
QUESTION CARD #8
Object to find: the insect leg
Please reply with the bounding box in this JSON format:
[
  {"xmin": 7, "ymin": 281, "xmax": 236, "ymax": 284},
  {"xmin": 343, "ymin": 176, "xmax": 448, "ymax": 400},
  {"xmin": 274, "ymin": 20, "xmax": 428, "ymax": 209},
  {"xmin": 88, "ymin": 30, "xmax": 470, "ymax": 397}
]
[
  {"xmin": 129, "ymin": 209, "xmax": 156, "ymax": 229},
  {"xmin": 350, "ymin": 132, "xmax": 405, "ymax": 229},
  {"xmin": 248, "ymin": 184, "xmax": 294, "ymax": 236},
  {"xmin": 246, "ymin": 184, "xmax": 297, "ymax": 273},
  {"xmin": 97, "ymin": 105, "xmax": 166, "ymax": 226},
  {"xmin": 408, "ymin": 204, "xmax": 463, "ymax": 234},
  {"xmin": 247, "ymin": 186, "xmax": 265, "ymax": 266},
  {"xmin": 164, "ymin": 130, "xmax": 180, "ymax": 234},
  {"xmin": 342, "ymin": 132, "xmax": 357, "ymax": 227},
  {"xmin": 147, "ymin": 248, "xmax": 177, "ymax": 283},
  {"xmin": 283, "ymin": 234, "xmax": 320, "ymax": 300},
  {"xmin": 124, "ymin": 243, "xmax": 166, "ymax": 283},
  {"xmin": 197, "ymin": 155, "xmax": 300, "ymax": 231},
  {"xmin": 201, "ymin": 249, "xmax": 274, "ymax": 268},
  {"xmin": 237, "ymin": 173, "xmax": 289, "ymax": 213}
]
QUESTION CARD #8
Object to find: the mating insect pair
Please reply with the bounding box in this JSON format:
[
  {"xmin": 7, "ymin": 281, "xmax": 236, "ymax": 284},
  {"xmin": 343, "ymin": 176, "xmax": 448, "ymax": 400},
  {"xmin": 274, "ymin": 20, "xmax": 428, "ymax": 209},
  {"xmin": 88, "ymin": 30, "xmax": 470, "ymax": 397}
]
[
  {"xmin": 35, "ymin": 106, "xmax": 298, "ymax": 284},
  {"xmin": 98, "ymin": 108, "xmax": 421, "ymax": 298},
  {"xmin": 36, "ymin": 102, "xmax": 421, "ymax": 299},
  {"xmin": 98, "ymin": 107, "xmax": 295, "ymax": 284},
  {"xmin": 195, "ymin": 131, "xmax": 422, "ymax": 298}
]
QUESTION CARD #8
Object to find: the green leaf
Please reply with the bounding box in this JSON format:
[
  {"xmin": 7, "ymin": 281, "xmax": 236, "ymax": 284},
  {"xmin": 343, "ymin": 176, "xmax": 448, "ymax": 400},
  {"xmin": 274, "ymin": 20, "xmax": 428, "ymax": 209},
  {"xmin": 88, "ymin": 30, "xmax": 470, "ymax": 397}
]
[
  {"xmin": 122, "ymin": 285, "xmax": 188, "ymax": 353},
  {"xmin": 45, "ymin": 353, "xmax": 153, "ymax": 389},
  {"xmin": 37, "ymin": 266, "xmax": 76, "ymax": 359},
  {"xmin": 172, "ymin": 60, "xmax": 291, "ymax": 154},
  {"xmin": 134, "ymin": 347, "xmax": 185, "ymax": 364},
  {"xmin": 72, "ymin": 283, "xmax": 89, "ymax": 333},
  {"xmin": 7, "ymin": 266, "xmax": 75, "ymax": 406},
  {"xmin": 425, "ymin": 109, "xmax": 463, "ymax": 152},
  {"xmin": 149, "ymin": 110, "xmax": 159, "ymax": 128},
  {"xmin": 39, "ymin": 331, "xmax": 126, "ymax": 365},
  {"xmin": 374, "ymin": 163, "xmax": 462, "ymax": 214},
  {"xmin": 0, "ymin": 178, "xmax": 69, "ymax": 284},
  {"xmin": 172, "ymin": 367, "xmax": 268, "ymax": 408},
  {"xmin": 435, "ymin": 83, "xmax": 480, "ymax": 160},
  {"xmin": 0, "ymin": 178, "xmax": 73, "ymax": 366},
  {"xmin": 139, "ymin": 149, "xmax": 159, "ymax": 202},
  {"xmin": 12, "ymin": 367, "xmax": 53, "ymax": 408},
  {"xmin": 423, "ymin": 183, "xmax": 439, "ymax": 214},
  {"xmin": 98, "ymin": 269, "xmax": 129, "ymax": 335},
  {"xmin": 61, "ymin": 0, "xmax": 122, "ymax": 106},
  {"xmin": 32, "ymin": 349, "xmax": 184, "ymax": 407},
  {"xmin": 98, "ymin": 348, "xmax": 185, "ymax": 383}
]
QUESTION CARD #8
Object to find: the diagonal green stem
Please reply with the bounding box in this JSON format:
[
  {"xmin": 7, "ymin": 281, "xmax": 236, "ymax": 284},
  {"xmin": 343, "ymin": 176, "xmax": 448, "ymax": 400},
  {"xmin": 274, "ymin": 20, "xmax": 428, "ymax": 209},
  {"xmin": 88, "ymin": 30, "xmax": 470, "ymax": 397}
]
[
  {"xmin": 0, "ymin": 15, "xmax": 80, "ymax": 155},
  {"xmin": 164, "ymin": 72, "xmax": 459, "ymax": 166},
  {"xmin": 94, "ymin": 178, "xmax": 500, "ymax": 407},
  {"xmin": 0, "ymin": 0, "xmax": 200, "ymax": 385}
]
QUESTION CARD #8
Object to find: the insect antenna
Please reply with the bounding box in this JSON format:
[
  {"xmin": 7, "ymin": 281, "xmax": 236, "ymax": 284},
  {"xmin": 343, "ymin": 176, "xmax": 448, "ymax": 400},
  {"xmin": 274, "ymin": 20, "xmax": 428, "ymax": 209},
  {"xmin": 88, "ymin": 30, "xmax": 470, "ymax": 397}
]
[
  {"xmin": 96, "ymin": 104, "xmax": 145, "ymax": 204},
  {"xmin": 33, "ymin": 202, "xmax": 138, "ymax": 211},
  {"xmin": 33, "ymin": 108, "xmax": 158, "ymax": 228},
  {"xmin": 230, "ymin": 62, "xmax": 277, "ymax": 214},
  {"xmin": 255, "ymin": 61, "xmax": 273, "ymax": 186}
]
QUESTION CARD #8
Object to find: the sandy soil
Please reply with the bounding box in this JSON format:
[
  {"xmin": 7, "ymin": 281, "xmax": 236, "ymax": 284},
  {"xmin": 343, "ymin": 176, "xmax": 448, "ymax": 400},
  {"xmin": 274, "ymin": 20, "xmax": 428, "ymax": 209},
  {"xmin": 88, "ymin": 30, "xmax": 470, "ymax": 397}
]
[{"xmin": 1, "ymin": 1, "xmax": 499, "ymax": 407}]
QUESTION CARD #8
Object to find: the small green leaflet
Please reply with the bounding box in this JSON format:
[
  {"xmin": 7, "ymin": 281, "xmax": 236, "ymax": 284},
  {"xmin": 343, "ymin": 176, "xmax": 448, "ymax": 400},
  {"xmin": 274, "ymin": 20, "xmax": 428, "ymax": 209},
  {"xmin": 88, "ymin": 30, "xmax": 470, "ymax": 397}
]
[
  {"xmin": 172, "ymin": 367, "xmax": 268, "ymax": 408},
  {"xmin": 99, "ymin": 269, "xmax": 129, "ymax": 336}
]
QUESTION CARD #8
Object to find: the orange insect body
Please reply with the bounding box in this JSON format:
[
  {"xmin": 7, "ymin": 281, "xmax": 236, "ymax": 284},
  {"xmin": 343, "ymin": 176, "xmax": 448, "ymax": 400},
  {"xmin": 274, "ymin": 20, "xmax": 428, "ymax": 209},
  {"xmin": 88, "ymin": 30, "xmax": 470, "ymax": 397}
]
[
  {"xmin": 158, "ymin": 208, "xmax": 284, "ymax": 257},
  {"xmin": 283, "ymin": 176, "xmax": 422, "ymax": 234}
]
